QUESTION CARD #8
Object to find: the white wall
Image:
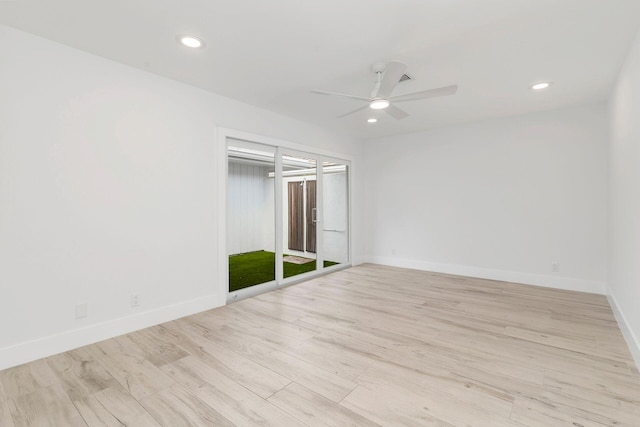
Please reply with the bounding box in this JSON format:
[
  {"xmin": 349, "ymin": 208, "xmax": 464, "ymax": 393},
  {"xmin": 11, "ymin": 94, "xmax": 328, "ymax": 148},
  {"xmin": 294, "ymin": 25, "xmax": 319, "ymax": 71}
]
[
  {"xmin": 0, "ymin": 25, "xmax": 362, "ymax": 369},
  {"xmin": 608, "ymin": 29, "xmax": 640, "ymax": 367},
  {"xmin": 227, "ymin": 162, "xmax": 274, "ymax": 255},
  {"xmin": 364, "ymin": 103, "xmax": 609, "ymax": 293}
]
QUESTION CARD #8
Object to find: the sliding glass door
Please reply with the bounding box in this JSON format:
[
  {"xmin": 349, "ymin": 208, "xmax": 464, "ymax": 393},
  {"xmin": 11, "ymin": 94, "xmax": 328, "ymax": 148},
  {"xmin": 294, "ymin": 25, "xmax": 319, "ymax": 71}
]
[{"xmin": 226, "ymin": 140, "xmax": 350, "ymax": 300}]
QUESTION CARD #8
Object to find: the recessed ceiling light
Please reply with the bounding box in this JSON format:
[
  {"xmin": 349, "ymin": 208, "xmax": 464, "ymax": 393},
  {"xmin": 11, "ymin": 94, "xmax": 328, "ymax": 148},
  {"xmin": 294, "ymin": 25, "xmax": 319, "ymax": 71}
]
[
  {"xmin": 370, "ymin": 99, "xmax": 390, "ymax": 110},
  {"xmin": 177, "ymin": 34, "xmax": 205, "ymax": 49},
  {"xmin": 367, "ymin": 118, "xmax": 378, "ymax": 123},
  {"xmin": 530, "ymin": 82, "xmax": 552, "ymax": 91}
]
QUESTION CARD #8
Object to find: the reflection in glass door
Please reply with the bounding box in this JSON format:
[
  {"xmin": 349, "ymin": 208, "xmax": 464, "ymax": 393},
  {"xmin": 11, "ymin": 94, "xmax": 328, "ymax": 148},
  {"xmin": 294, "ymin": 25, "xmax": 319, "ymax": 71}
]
[{"xmin": 282, "ymin": 153, "xmax": 318, "ymax": 279}]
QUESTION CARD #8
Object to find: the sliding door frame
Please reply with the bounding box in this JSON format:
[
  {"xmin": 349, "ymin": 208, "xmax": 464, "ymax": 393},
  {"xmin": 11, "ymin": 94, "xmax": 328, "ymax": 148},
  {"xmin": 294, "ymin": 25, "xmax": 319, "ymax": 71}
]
[{"xmin": 217, "ymin": 127, "xmax": 353, "ymax": 304}]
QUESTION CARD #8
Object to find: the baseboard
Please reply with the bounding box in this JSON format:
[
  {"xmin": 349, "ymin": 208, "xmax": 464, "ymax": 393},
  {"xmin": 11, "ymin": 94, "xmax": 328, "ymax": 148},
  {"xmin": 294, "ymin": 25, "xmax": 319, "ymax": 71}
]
[
  {"xmin": 351, "ymin": 255, "xmax": 367, "ymax": 266},
  {"xmin": 0, "ymin": 294, "xmax": 224, "ymax": 371},
  {"xmin": 366, "ymin": 256, "xmax": 605, "ymax": 294},
  {"xmin": 606, "ymin": 287, "xmax": 640, "ymax": 371}
]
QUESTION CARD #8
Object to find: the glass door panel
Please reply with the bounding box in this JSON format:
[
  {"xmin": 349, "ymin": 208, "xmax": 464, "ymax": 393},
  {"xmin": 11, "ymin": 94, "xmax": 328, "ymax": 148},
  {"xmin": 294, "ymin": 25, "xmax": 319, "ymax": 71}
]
[
  {"xmin": 282, "ymin": 153, "xmax": 317, "ymax": 279},
  {"xmin": 322, "ymin": 161, "xmax": 349, "ymax": 267},
  {"xmin": 227, "ymin": 142, "xmax": 276, "ymax": 292}
]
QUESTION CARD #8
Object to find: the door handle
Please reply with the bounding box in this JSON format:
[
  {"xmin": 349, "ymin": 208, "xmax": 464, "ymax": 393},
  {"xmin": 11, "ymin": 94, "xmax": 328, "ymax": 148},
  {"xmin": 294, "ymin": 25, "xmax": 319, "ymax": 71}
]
[{"xmin": 312, "ymin": 208, "xmax": 317, "ymax": 223}]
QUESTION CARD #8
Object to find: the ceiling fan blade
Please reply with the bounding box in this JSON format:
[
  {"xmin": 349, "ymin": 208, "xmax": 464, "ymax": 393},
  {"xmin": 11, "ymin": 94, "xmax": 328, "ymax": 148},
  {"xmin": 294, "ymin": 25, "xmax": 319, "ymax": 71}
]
[
  {"xmin": 337, "ymin": 105, "xmax": 369, "ymax": 119},
  {"xmin": 310, "ymin": 89, "xmax": 371, "ymax": 102},
  {"xmin": 385, "ymin": 105, "xmax": 410, "ymax": 120},
  {"xmin": 390, "ymin": 84, "xmax": 458, "ymax": 103},
  {"xmin": 375, "ymin": 61, "xmax": 408, "ymax": 98}
]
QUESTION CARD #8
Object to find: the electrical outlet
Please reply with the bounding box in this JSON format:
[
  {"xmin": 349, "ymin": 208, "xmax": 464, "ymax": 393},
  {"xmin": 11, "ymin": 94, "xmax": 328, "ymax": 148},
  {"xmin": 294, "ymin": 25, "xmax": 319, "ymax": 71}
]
[
  {"xmin": 131, "ymin": 294, "xmax": 141, "ymax": 307},
  {"xmin": 551, "ymin": 262, "xmax": 560, "ymax": 273},
  {"xmin": 76, "ymin": 302, "xmax": 88, "ymax": 319}
]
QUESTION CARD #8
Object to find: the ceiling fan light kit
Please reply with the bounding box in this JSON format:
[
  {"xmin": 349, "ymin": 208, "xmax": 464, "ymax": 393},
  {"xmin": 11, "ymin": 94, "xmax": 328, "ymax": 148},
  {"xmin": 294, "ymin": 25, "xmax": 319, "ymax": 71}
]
[
  {"xmin": 369, "ymin": 99, "xmax": 390, "ymax": 109},
  {"xmin": 311, "ymin": 60, "xmax": 458, "ymax": 122}
]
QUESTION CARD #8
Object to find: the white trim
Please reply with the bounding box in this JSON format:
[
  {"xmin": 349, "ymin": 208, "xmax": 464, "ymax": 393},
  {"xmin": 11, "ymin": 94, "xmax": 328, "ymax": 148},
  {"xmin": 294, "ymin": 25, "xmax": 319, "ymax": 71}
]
[
  {"xmin": 216, "ymin": 126, "xmax": 228, "ymax": 309},
  {"xmin": 275, "ymin": 147, "xmax": 284, "ymax": 284},
  {"xmin": 316, "ymin": 160, "xmax": 325, "ymax": 271},
  {"xmin": 227, "ymin": 263, "xmax": 353, "ymax": 304},
  {"xmin": 218, "ymin": 128, "xmax": 355, "ymax": 163},
  {"xmin": 228, "ymin": 280, "xmax": 279, "ymax": 304},
  {"xmin": 278, "ymin": 262, "xmax": 352, "ymax": 288},
  {"xmin": 0, "ymin": 294, "xmax": 222, "ymax": 371},
  {"xmin": 352, "ymin": 255, "xmax": 367, "ymax": 266},
  {"xmin": 606, "ymin": 286, "xmax": 640, "ymax": 371},
  {"xmin": 347, "ymin": 162, "xmax": 353, "ymax": 267},
  {"xmin": 366, "ymin": 256, "xmax": 605, "ymax": 294}
]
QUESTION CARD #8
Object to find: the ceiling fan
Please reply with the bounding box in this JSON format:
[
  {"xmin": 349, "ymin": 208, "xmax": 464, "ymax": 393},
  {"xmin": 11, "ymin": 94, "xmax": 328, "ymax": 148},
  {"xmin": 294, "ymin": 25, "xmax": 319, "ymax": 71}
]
[{"xmin": 311, "ymin": 61, "xmax": 458, "ymax": 121}]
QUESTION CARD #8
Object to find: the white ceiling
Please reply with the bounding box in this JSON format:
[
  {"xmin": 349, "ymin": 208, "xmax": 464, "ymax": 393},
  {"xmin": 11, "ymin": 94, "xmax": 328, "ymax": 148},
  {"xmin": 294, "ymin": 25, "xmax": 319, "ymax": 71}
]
[{"xmin": 1, "ymin": 0, "xmax": 639, "ymax": 139}]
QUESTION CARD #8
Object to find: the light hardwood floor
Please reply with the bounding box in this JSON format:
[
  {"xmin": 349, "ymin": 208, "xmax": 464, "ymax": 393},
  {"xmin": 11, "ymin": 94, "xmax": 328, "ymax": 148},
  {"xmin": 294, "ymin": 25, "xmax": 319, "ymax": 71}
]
[{"xmin": 1, "ymin": 264, "xmax": 639, "ymax": 426}]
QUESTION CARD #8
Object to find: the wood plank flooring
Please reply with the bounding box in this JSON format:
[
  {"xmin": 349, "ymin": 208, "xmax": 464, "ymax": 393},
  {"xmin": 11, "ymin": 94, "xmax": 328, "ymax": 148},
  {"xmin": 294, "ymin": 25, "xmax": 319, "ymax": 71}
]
[{"xmin": 1, "ymin": 264, "xmax": 639, "ymax": 426}]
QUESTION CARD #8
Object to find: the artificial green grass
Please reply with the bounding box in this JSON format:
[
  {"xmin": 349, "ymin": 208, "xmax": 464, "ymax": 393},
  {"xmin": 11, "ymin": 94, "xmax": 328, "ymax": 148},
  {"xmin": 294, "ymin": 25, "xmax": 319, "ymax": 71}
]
[{"xmin": 229, "ymin": 250, "xmax": 338, "ymax": 292}]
